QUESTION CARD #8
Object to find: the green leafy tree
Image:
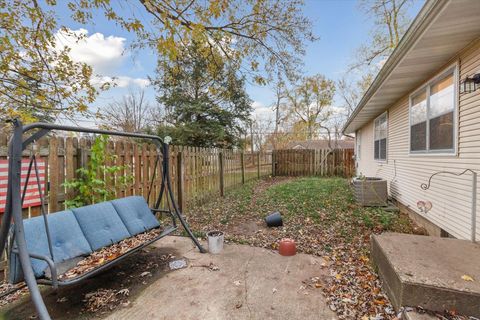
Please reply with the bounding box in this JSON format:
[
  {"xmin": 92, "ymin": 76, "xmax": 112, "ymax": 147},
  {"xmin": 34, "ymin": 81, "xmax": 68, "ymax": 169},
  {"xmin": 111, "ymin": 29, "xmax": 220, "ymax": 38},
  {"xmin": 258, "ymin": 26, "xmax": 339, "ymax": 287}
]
[
  {"xmin": 72, "ymin": 0, "xmax": 315, "ymax": 83},
  {"xmin": 154, "ymin": 43, "xmax": 252, "ymax": 148},
  {"xmin": 1, "ymin": 0, "xmax": 314, "ymax": 122},
  {"xmin": 0, "ymin": 0, "xmax": 103, "ymax": 122},
  {"xmin": 63, "ymin": 135, "xmax": 132, "ymax": 208}
]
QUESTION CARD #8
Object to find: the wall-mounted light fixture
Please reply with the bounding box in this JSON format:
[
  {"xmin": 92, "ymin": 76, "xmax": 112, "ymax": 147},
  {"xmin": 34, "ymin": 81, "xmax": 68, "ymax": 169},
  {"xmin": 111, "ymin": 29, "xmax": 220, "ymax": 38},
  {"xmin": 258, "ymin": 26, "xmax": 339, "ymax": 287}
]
[{"xmin": 460, "ymin": 73, "xmax": 480, "ymax": 94}]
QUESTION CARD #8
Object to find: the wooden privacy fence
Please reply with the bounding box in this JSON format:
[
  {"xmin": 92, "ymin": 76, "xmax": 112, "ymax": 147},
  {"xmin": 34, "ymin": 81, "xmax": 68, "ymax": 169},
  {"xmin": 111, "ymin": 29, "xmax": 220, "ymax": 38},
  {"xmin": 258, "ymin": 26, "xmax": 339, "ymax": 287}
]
[
  {"xmin": 0, "ymin": 133, "xmax": 353, "ymax": 221},
  {"xmin": 272, "ymin": 148, "xmax": 354, "ymax": 177},
  {"xmin": 0, "ymin": 134, "xmax": 273, "ymax": 219}
]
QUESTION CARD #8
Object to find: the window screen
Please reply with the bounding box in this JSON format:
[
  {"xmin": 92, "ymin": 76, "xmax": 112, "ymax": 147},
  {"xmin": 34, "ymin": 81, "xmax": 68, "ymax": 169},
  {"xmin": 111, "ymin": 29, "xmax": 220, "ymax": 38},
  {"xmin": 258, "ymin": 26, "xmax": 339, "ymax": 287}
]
[{"xmin": 374, "ymin": 113, "xmax": 387, "ymax": 160}]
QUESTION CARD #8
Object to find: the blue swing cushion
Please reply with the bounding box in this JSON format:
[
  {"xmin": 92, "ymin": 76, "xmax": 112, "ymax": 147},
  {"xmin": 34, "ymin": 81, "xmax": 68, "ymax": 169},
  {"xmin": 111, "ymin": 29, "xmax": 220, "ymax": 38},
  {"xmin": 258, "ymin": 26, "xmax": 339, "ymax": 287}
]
[
  {"xmin": 9, "ymin": 196, "xmax": 160, "ymax": 284},
  {"xmin": 111, "ymin": 196, "xmax": 160, "ymax": 236},
  {"xmin": 72, "ymin": 202, "xmax": 131, "ymax": 251}
]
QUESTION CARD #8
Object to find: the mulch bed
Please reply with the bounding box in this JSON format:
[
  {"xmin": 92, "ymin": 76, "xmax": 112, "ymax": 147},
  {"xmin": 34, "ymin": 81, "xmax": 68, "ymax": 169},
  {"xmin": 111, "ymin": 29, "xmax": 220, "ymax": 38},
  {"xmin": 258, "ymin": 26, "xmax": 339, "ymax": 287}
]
[{"xmin": 185, "ymin": 177, "xmax": 469, "ymax": 320}]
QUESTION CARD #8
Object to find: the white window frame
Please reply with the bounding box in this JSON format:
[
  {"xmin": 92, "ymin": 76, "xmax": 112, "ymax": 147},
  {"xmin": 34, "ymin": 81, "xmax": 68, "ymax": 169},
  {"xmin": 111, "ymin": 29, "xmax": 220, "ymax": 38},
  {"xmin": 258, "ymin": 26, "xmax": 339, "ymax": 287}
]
[
  {"xmin": 373, "ymin": 111, "xmax": 388, "ymax": 162},
  {"xmin": 408, "ymin": 63, "xmax": 459, "ymax": 156},
  {"xmin": 356, "ymin": 130, "xmax": 361, "ymax": 161}
]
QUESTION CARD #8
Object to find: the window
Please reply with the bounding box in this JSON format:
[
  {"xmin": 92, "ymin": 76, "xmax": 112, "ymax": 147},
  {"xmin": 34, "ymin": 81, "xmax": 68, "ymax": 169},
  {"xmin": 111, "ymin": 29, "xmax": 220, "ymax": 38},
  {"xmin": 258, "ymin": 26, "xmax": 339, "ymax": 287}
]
[
  {"xmin": 374, "ymin": 112, "xmax": 387, "ymax": 161},
  {"xmin": 409, "ymin": 69, "xmax": 456, "ymax": 153},
  {"xmin": 356, "ymin": 130, "xmax": 361, "ymax": 160}
]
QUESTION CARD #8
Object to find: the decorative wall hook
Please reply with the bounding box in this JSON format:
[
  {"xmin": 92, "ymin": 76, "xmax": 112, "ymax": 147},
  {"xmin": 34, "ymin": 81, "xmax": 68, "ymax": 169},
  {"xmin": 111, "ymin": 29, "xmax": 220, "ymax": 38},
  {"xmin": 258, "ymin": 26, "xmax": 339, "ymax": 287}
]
[{"xmin": 420, "ymin": 169, "xmax": 477, "ymax": 242}]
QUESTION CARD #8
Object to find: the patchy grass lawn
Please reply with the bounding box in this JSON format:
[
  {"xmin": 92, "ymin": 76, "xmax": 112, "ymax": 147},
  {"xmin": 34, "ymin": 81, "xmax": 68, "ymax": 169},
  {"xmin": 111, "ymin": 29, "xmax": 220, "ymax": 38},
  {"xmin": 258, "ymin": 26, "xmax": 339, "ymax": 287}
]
[{"xmin": 186, "ymin": 176, "xmax": 425, "ymax": 320}]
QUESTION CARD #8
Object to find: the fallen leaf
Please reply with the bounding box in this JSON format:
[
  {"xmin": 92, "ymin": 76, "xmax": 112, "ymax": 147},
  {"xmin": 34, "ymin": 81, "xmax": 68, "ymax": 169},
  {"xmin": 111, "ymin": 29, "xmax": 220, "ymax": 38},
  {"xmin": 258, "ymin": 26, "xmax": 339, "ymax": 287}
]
[
  {"xmin": 461, "ymin": 274, "xmax": 474, "ymax": 282},
  {"xmin": 117, "ymin": 289, "xmax": 130, "ymax": 296}
]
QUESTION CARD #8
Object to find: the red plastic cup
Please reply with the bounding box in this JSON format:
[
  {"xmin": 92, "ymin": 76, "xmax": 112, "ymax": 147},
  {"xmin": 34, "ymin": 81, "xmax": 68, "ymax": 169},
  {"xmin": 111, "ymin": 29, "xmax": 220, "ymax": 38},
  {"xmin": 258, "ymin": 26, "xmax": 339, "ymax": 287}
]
[{"xmin": 278, "ymin": 238, "xmax": 296, "ymax": 256}]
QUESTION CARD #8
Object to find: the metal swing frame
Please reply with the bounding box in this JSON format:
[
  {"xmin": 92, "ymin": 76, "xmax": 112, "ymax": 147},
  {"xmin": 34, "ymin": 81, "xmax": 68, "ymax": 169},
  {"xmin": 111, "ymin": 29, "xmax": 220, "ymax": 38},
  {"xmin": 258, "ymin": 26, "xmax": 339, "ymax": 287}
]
[{"xmin": 0, "ymin": 119, "xmax": 206, "ymax": 320}]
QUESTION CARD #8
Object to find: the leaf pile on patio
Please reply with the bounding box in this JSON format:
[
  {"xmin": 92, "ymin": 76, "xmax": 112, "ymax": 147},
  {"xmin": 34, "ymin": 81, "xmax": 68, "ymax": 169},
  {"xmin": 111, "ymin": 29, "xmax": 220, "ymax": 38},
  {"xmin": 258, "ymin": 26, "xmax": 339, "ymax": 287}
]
[
  {"xmin": 0, "ymin": 228, "xmax": 163, "ymax": 309},
  {"xmin": 60, "ymin": 228, "xmax": 162, "ymax": 280},
  {"xmin": 186, "ymin": 177, "xmax": 426, "ymax": 320},
  {"xmin": 0, "ymin": 283, "xmax": 29, "ymax": 308}
]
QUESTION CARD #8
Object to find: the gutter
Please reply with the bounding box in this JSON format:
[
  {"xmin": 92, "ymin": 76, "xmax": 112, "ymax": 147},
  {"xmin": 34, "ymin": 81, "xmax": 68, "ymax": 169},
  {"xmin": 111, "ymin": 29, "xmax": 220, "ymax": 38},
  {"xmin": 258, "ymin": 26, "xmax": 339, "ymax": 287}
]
[{"xmin": 342, "ymin": 0, "xmax": 450, "ymax": 135}]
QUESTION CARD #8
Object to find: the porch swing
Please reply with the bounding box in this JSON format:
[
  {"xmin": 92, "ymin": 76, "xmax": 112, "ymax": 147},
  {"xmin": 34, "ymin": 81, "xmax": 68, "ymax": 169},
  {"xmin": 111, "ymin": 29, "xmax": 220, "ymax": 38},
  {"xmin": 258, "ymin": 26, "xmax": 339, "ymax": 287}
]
[{"xmin": 0, "ymin": 119, "xmax": 206, "ymax": 320}]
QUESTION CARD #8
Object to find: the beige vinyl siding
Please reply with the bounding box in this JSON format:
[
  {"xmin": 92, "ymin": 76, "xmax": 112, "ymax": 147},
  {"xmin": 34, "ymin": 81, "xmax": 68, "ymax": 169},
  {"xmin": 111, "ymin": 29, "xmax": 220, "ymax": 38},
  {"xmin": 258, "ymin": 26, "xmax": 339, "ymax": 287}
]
[{"xmin": 356, "ymin": 39, "xmax": 480, "ymax": 241}]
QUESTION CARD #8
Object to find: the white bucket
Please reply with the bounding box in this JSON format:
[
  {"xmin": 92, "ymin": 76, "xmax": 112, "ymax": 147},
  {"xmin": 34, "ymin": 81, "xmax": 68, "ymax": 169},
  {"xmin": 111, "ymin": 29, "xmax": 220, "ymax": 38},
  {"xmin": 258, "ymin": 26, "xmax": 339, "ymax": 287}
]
[{"xmin": 207, "ymin": 231, "xmax": 224, "ymax": 254}]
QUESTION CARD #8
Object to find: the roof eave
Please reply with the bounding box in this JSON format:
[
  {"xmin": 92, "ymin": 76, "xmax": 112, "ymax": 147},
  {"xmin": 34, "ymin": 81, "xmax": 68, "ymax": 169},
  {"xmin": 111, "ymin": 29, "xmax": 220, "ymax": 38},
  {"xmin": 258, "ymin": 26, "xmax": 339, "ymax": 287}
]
[{"xmin": 342, "ymin": 0, "xmax": 449, "ymax": 135}]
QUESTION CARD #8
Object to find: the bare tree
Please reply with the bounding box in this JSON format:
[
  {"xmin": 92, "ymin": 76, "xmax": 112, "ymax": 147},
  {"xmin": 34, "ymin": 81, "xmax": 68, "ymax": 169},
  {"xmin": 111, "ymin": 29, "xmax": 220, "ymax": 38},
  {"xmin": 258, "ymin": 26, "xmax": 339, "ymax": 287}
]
[
  {"xmin": 251, "ymin": 116, "xmax": 274, "ymax": 151},
  {"xmin": 270, "ymin": 78, "xmax": 289, "ymax": 150},
  {"xmin": 337, "ymin": 73, "xmax": 373, "ymax": 117},
  {"xmin": 102, "ymin": 89, "xmax": 152, "ymax": 132},
  {"xmin": 338, "ymin": 0, "xmax": 413, "ymax": 124},
  {"xmin": 353, "ymin": 0, "xmax": 413, "ymax": 71}
]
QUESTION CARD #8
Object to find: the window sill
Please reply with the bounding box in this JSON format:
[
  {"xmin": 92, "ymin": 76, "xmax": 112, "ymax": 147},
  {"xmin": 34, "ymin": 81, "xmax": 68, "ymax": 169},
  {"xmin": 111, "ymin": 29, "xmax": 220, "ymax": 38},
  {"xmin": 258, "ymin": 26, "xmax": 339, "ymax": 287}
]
[{"xmin": 408, "ymin": 152, "xmax": 457, "ymax": 157}]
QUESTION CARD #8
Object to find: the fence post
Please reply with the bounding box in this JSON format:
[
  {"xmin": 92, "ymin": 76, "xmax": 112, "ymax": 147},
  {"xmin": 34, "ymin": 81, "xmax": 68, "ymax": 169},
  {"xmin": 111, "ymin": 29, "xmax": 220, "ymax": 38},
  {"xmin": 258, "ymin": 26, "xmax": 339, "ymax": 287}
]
[
  {"xmin": 65, "ymin": 137, "xmax": 75, "ymax": 204},
  {"xmin": 48, "ymin": 136, "xmax": 59, "ymax": 213},
  {"xmin": 177, "ymin": 150, "xmax": 185, "ymax": 212},
  {"xmin": 240, "ymin": 152, "xmax": 245, "ymax": 184},
  {"xmin": 257, "ymin": 151, "xmax": 260, "ymax": 178},
  {"xmin": 271, "ymin": 150, "xmax": 276, "ymax": 176},
  {"xmin": 219, "ymin": 151, "xmax": 225, "ymax": 196}
]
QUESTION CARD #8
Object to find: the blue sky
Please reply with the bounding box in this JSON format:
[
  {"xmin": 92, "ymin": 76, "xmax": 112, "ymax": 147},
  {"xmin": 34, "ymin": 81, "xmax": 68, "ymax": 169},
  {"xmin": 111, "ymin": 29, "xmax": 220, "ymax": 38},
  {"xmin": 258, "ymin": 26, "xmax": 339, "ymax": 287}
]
[{"xmin": 53, "ymin": 0, "xmax": 424, "ymax": 123}]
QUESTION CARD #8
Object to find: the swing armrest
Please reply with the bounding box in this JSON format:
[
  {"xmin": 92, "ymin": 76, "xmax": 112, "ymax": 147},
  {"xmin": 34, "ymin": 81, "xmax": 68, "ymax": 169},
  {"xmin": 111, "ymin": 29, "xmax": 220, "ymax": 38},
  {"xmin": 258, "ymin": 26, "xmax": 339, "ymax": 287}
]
[
  {"xmin": 150, "ymin": 208, "xmax": 170, "ymax": 213},
  {"xmin": 12, "ymin": 249, "xmax": 58, "ymax": 289},
  {"xmin": 150, "ymin": 208, "xmax": 176, "ymax": 223}
]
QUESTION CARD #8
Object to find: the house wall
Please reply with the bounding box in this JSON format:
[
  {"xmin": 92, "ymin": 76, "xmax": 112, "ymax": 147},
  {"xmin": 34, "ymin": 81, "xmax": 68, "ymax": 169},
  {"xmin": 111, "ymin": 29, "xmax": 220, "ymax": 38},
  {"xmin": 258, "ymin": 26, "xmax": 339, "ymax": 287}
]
[{"xmin": 355, "ymin": 38, "xmax": 480, "ymax": 241}]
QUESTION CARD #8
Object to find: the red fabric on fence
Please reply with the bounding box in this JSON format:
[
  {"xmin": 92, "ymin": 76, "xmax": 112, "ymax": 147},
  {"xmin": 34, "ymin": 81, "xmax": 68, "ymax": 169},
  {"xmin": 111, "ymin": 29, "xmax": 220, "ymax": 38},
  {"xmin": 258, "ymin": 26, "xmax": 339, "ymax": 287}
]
[{"xmin": 0, "ymin": 159, "xmax": 46, "ymax": 212}]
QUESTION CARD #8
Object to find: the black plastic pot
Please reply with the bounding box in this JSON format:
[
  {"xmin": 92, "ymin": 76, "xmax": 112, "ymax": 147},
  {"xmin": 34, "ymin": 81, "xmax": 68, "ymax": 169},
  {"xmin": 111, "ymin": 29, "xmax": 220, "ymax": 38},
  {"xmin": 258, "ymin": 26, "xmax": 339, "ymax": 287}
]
[{"xmin": 265, "ymin": 211, "xmax": 283, "ymax": 227}]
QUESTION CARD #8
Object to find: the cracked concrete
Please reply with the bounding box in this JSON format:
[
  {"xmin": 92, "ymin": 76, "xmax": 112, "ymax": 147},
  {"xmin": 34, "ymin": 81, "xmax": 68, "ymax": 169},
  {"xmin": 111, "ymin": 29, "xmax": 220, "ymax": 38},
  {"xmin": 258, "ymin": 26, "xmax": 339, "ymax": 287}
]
[{"xmin": 103, "ymin": 236, "xmax": 336, "ymax": 320}]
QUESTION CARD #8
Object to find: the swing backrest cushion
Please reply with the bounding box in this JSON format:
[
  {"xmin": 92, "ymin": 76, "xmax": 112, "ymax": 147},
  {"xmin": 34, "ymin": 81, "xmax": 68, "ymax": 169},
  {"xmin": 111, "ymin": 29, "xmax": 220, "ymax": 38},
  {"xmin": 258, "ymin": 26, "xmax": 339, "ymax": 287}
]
[
  {"xmin": 111, "ymin": 196, "xmax": 160, "ymax": 236},
  {"xmin": 9, "ymin": 196, "xmax": 160, "ymax": 283},
  {"xmin": 9, "ymin": 210, "xmax": 92, "ymax": 283},
  {"xmin": 72, "ymin": 202, "xmax": 131, "ymax": 251}
]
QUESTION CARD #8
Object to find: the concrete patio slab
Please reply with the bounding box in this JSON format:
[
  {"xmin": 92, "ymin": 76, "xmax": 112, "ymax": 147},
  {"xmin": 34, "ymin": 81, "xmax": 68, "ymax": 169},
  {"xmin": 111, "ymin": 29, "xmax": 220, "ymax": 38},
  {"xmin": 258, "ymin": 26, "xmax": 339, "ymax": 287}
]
[
  {"xmin": 102, "ymin": 236, "xmax": 336, "ymax": 320},
  {"xmin": 371, "ymin": 233, "xmax": 480, "ymax": 317}
]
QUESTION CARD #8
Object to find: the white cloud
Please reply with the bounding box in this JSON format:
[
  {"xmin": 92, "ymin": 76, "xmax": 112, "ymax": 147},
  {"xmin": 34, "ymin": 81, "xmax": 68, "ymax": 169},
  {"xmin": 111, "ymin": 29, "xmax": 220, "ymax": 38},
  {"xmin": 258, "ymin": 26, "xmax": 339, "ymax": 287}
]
[
  {"xmin": 55, "ymin": 28, "xmax": 150, "ymax": 90},
  {"xmin": 330, "ymin": 106, "xmax": 348, "ymax": 116},
  {"xmin": 252, "ymin": 101, "xmax": 265, "ymax": 109},
  {"xmin": 131, "ymin": 77, "xmax": 150, "ymax": 88},
  {"xmin": 251, "ymin": 101, "xmax": 274, "ymax": 120},
  {"xmin": 92, "ymin": 76, "xmax": 151, "ymax": 89},
  {"xmin": 55, "ymin": 28, "xmax": 126, "ymax": 74}
]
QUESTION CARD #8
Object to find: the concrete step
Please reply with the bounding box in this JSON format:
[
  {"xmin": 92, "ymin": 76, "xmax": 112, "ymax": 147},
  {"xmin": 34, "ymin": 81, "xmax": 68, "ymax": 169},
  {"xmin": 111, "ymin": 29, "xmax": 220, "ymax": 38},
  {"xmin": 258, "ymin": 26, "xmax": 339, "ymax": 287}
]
[
  {"xmin": 371, "ymin": 233, "xmax": 480, "ymax": 317},
  {"xmin": 403, "ymin": 310, "xmax": 437, "ymax": 320}
]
